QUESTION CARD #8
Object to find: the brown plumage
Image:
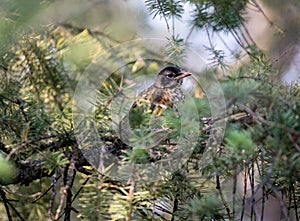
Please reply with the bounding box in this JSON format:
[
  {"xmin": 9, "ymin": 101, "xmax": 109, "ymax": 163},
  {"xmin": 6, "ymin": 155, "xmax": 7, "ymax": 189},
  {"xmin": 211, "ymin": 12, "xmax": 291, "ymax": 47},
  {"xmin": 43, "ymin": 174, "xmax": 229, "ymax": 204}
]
[
  {"xmin": 119, "ymin": 66, "xmax": 192, "ymax": 146},
  {"xmin": 131, "ymin": 66, "xmax": 191, "ymax": 116}
]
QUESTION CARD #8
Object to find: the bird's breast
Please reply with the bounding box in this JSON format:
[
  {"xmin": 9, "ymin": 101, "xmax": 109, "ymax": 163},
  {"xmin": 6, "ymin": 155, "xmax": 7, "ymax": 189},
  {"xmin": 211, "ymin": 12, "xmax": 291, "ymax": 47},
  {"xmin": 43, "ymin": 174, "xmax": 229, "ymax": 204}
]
[{"xmin": 135, "ymin": 87, "xmax": 184, "ymax": 115}]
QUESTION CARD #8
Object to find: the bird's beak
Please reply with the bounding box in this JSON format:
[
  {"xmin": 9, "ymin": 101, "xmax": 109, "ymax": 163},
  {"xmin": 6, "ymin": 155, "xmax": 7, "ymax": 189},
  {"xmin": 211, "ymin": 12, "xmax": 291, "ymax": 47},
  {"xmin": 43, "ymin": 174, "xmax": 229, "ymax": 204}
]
[{"xmin": 174, "ymin": 72, "xmax": 192, "ymax": 80}]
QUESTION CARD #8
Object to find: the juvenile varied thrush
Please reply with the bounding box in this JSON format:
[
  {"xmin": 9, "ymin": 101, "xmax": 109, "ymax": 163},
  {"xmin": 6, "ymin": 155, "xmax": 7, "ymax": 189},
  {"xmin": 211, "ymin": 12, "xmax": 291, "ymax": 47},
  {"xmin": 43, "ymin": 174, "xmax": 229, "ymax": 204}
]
[{"xmin": 119, "ymin": 66, "xmax": 192, "ymax": 146}]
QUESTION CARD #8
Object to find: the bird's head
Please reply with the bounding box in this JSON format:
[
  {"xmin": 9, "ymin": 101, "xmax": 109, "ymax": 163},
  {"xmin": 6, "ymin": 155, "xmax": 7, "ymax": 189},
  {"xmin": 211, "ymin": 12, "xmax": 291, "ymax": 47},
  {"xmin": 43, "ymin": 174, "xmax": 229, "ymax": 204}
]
[{"xmin": 154, "ymin": 66, "xmax": 192, "ymax": 89}]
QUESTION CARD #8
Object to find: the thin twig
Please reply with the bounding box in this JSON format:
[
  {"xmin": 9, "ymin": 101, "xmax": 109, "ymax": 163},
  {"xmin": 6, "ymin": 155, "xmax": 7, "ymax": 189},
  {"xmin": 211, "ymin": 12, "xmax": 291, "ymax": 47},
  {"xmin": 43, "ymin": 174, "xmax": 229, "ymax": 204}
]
[
  {"xmin": 250, "ymin": 162, "xmax": 256, "ymax": 221},
  {"xmin": 238, "ymin": 103, "xmax": 299, "ymax": 135},
  {"xmin": 6, "ymin": 201, "xmax": 26, "ymax": 221},
  {"xmin": 185, "ymin": 24, "xmax": 195, "ymax": 44},
  {"xmin": 241, "ymin": 22, "xmax": 257, "ymax": 47},
  {"xmin": 0, "ymin": 188, "xmax": 12, "ymax": 221},
  {"xmin": 48, "ymin": 173, "xmax": 61, "ymax": 221},
  {"xmin": 171, "ymin": 197, "xmax": 178, "ymax": 221},
  {"xmin": 216, "ymin": 32, "xmax": 235, "ymax": 55},
  {"xmin": 55, "ymin": 171, "xmax": 67, "ymax": 220},
  {"xmin": 64, "ymin": 152, "xmax": 77, "ymax": 221},
  {"xmin": 268, "ymin": 185, "xmax": 291, "ymax": 221},
  {"xmin": 239, "ymin": 27, "xmax": 252, "ymax": 48},
  {"xmin": 172, "ymin": 15, "xmax": 175, "ymax": 38},
  {"xmin": 31, "ymin": 174, "xmax": 61, "ymax": 203},
  {"xmin": 269, "ymin": 44, "xmax": 295, "ymax": 66},
  {"xmin": 216, "ymin": 175, "xmax": 232, "ymax": 219},
  {"xmin": 260, "ymin": 156, "xmax": 265, "ymax": 221},
  {"xmin": 6, "ymin": 134, "xmax": 57, "ymax": 160},
  {"xmin": 241, "ymin": 166, "xmax": 247, "ymax": 221},
  {"xmin": 72, "ymin": 177, "xmax": 90, "ymax": 203},
  {"xmin": 291, "ymin": 183, "xmax": 299, "ymax": 221},
  {"xmin": 156, "ymin": 0, "xmax": 171, "ymax": 36},
  {"xmin": 250, "ymin": 0, "xmax": 284, "ymax": 35},
  {"xmin": 0, "ymin": 188, "xmax": 26, "ymax": 221},
  {"xmin": 232, "ymin": 170, "xmax": 237, "ymax": 219}
]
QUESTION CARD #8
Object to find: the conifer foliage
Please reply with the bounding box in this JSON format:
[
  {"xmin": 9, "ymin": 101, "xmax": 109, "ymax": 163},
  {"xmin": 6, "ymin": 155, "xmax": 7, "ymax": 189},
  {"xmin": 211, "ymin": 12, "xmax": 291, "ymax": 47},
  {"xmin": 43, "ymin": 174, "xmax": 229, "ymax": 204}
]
[{"xmin": 0, "ymin": 1, "xmax": 299, "ymax": 220}]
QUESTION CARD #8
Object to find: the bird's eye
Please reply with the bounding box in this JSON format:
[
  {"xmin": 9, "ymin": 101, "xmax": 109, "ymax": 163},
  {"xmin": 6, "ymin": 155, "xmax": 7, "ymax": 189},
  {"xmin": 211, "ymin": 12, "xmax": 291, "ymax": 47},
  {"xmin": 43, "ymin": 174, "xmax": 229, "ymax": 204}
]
[{"xmin": 167, "ymin": 73, "xmax": 174, "ymax": 78}]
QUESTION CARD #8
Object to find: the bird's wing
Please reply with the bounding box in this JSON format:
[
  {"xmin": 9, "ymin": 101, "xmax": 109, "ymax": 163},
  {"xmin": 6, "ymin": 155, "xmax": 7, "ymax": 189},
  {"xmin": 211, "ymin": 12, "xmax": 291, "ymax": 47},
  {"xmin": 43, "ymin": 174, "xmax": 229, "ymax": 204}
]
[{"xmin": 130, "ymin": 87, "xmax": 158, "ymax": 114}]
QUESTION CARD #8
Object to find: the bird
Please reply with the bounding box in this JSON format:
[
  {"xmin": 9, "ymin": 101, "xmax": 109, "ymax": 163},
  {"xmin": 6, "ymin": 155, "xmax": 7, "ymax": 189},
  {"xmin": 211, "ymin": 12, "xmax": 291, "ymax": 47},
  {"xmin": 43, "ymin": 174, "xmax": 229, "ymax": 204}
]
[
  {"xmin": 130, "ymin": 66, "xmax": 192, "ymax": 117},
  {"xmin": 119, "ymin": 66, "xmax": 192, "ymax": 150}
]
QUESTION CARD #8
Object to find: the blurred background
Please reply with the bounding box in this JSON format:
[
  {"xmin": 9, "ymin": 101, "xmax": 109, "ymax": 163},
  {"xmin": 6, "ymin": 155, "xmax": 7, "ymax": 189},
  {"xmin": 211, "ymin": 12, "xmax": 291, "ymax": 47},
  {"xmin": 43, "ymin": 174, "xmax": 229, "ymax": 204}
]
[{"xmin": 1, "ymin": 0, "xmax": 300, "ymax": 81}]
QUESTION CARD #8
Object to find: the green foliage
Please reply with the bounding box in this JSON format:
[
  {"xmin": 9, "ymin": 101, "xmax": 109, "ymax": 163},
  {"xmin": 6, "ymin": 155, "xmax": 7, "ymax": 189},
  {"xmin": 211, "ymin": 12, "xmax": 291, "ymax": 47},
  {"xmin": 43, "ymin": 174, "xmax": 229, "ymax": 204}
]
[
  {"xmin": 129, "ymin": 105, "xmax": 152, "ymax": 129},
  {"xmin": 188, "ymin": 195, "xmax": 223, "ymax": 220},
  {"xmin": 189, "ymin": 0, "xmax": 248, "ymax": 31},
  {"xmin": 225, "ymin": 130, "xmax": 255, "ymax": 162},
  {"xmin": 0, "ymin": 1, "xmax": 299, "ymax": 221},
  {"xmin": 205, "ymin": 44, "xmax": 227, "ymax": 70},
  {"xmin": 145, "ymin": 0, "xmax": 184, "ymax": 19},
  {"xmin": 165, "ymin": 36, "xmax": 186, "ymax": 65},
  {"xmin": 127, "ymin": 147, "xmax": 149, "ymax": 164}
]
